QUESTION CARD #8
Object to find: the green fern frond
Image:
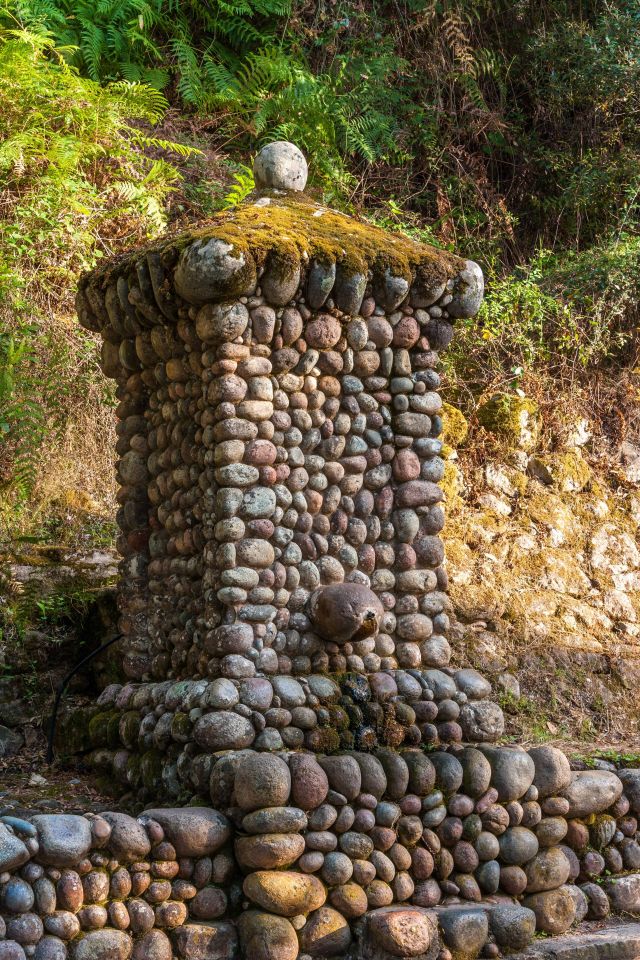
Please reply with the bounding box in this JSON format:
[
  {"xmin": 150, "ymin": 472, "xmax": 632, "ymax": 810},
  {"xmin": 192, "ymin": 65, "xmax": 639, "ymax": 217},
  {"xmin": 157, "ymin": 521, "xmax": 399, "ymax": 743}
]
[{"xmin": 222, "ymin": 163, "xmax": 255, "ymax": 208}]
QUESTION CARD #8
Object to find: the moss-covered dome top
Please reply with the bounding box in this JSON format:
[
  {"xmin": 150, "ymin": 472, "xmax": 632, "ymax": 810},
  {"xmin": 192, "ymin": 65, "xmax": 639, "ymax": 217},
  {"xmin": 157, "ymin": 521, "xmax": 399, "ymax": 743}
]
[{"xmin": 77, "ymin": 142, "xmax": 483, "ymax": 332}]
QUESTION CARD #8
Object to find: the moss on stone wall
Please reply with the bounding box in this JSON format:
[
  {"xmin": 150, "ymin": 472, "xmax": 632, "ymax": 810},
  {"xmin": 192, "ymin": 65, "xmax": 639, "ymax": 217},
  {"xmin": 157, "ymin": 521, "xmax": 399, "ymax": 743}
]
[
  {"xmin": 87, "ymin": 192, "xmax": 464, "ymax": 298},
  {"xmin": 442, "ymin": 402, "xmax": 469, "ymax": 448},
  {"xmin": 477, "ymin": 393, "xmax": 540, "ymax": 450}
]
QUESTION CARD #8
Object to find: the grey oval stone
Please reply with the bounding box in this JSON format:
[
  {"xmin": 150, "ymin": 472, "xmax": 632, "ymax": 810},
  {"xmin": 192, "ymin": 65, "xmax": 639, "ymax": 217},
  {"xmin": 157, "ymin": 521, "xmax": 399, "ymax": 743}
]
[
  {"xmin": 31, "ymin": 816, "xmax": 92, "ymax": 868},
  {"xmin": 253, "ymin": 141, "xmax": 308, "ymax": 191},
  {"xmin": 175, "ymin": 238, "xmax": 256, "ymax": 304},
  {"xmin": 448, "ymin": 259, "xmax": 484, "ymax": 318},
  {"xmin": 71, "ymin": 930, "xmax": 132, "ymax": 960},
  {"xmin": 141, "ymin": 808, "xmax": 230, "ymax": 857}
]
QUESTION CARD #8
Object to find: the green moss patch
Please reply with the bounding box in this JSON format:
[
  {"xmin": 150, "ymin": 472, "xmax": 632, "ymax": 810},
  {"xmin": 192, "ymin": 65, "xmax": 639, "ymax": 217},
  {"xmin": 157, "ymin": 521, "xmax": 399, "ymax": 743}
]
[{"xmin": 83, "ymin": 192, "xmax": 463, "ymax": 304}]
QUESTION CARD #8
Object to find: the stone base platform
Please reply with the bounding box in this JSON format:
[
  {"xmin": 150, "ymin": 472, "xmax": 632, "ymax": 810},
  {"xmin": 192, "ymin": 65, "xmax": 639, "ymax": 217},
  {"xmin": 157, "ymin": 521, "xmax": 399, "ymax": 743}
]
[{"xmin": 508, "ymin": 919, "xmax": 640, "ymax": 960}]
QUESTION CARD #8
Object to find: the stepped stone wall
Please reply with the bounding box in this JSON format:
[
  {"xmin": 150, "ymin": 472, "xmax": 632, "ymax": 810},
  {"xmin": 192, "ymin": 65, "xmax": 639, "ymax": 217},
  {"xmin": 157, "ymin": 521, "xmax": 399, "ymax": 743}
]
[{"xmin": 0, "ymin": 142, "xmax": 637, "ymax": 960}]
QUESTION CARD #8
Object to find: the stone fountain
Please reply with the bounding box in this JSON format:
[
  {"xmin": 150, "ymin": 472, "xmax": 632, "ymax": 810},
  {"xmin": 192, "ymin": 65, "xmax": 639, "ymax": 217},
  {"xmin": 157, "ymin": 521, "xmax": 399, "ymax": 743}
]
[{"xmin": 0, "ymin": 143, "xmax": 639, "ymax": 960}]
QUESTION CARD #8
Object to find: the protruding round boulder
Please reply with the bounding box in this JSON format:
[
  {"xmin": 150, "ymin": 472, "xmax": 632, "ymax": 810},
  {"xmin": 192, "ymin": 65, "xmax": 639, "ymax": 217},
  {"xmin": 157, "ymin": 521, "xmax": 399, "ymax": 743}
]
[
  {"xmin": 319, "ymin": 756, "xmax": 362, "ymax": 801},
  {"xmin": 489, "ymin": 904, "xmax": 536, "ymax": 950},
  {"xmin": 561, "ymin": 770, "xmax": 623, "ymax": 818},
  {"xmin": 363, "ymin": 906, "xmax": 438, "ymax": 957},
  {"xmin": 243, "ymin": 871, "xmax": 326, "ymax": 917},
  {"xmin": 482, "ymin": 746, "xmax": 535, "ymax": 802},
  {"xmin": 174, "ymin": 237, "xmax": 257, "ymax": 304},
  {"xmin": 234, "ymin": 754, "xmax": 292, "ymax": 812},
  {"xmin": 309, "ymin": 583, "xmax": 383, "ymax": 643},
  {"xmin": 347, "ymin": 753, "xmax": 387, "ymax": 800},
  {"xmin": 254, "ymin": 141, "xmax": 308, "ymax": 192},
  {"xmin": 523, "ymin": 885, "xmax": 577, "ymax": 935},
  {"xmin": 528, "ymin": 746, "xmax": 572, "ymax": 798},
  {"xmin": 238, "ymin": 911, "xmax": 299, "ymax": 960},
  {"xmin": 498, "ymin": 827, "xmax": 539, "ymax": 866},
  {"xmin": 459, "ymin": 748, "xmax": 492, "ymax": 798},
  {"xmin": 141, "ymin": 808, "xmax": 230, "ymax": 857},
  {"xmin": 448, "ymin": 259, "xmax": 484, "ymax": 318},
  {"xmin": 195, "ymin": 302, "xmax": 249, "ymax": 343},
  {"xmin": 429, "ymin": 752, "xmax": 463, "ymax": 795},
  {"xmin": 298, "ymin": 907, "xmax": 352, "ymax": 957},
  {"xmin": 524, "ymin": 847, "xmax": 571, "ymax": 893},
  {"xmin": 289, "ymin": 755, "xmax": 329, "ymax": 810}
]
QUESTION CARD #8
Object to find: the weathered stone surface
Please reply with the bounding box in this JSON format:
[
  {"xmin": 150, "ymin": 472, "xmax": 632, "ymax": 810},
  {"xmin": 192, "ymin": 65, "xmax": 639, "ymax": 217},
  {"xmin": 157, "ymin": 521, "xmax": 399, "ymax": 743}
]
[
  {"xmin": 31, "ymin": 816, "xmax": 92, "ymax": 867},
  {"xmin": 131, "ymin": 930, "xmax": 172, "ymax": 960},
  {"xmin": 253, "ymin": 141, "xmax": 308, "ymax": 192},
  {"xmin": 566, "ymin": 884, "xmax": 589, "ymax": 924},
  {"xmin": 0, "ymin": 825, "xmax": 29, "ymax": 874},
  {"xmin": 319, "ymin": 756, "xmax": 362, "ymax": 801},
  {"xmin": 523, "ymin": 886, "xmax": 577, "ymax": 935},
  {"xmin": 483, "ymin": 747, "xmax": 536, "ymax": 802},
  {"xmin": 2, "ymin": 877, "xmax": 34, "ymax": 913},
  {"xmin": 448, "ymin": 259, "xmax": 484, "ymax": 318},
  {"xmin": 234, "ymin": 754, "xmax": 291, "ymax": 812},
  {"xmin": 289, "ymin": 755, "xmax": 329, "ymax": 810},
  {"xmin": 604, "ymin": 875, "xmax": 640, "ymax": 915},
  {"xmin": 71, "ymin": 930, "xmax": 132, "ymax": 960},
  {"xmin": 243, "ymin": 871, "xmax": 326, "ymax": 917},
  {"xmin": 101, "ymin": 813, "xmax": 151, "ymax": 860},
  {"xmin": 172, "ymin": 922, "xmax": 238, "ymax": 960},
  {"xmin": 459, "ymin": 748, "xmax": 492, "ymax": 798},
  {"xmin": 489, "ymin": 904, "xmax": 536, "ymax": 949},
  {"xmin": 525, "ymin": 847, "xmax": 571, "ymax": 893},
  {"xmin": 238, "ymin": 911, "xmax": 298, "ymax": 960},
  {"xmin": 361, "ymin": 906, "xmax": 438, "ymax": 958},
  {"xmin": 34, "ymin": 936, "xmax": 68, "ymax": 960},
  {"xmin": 438, "ymin": 907, "xmax": 488, "ymax": 955},
  {"xmin": 459, "ymin": 701, "xmax": 505, "ymax": 742},
  {"xmin": 175, "ymin": 238, "xmax": 256, "ymax": 304},
  {"xmin": 429, "ymin": 752, "xmax": 463, "ymax": 794},
  {"xmin": 142, "ymin": 809, "xmax": 230, "ymax": 857},
  {"xmin": 581, "ymin": 882, "xmax": 611, "ymax": 920},
  {"xmin": 0, "ymin": 944, "xmax": 26, "ymax": 960},
  {"xmin": 403, "ymin": 752, "xmax": 436, "ymax": 797},
  {"xmin": 196, "ymin": 302, "xmax": 249, "ymax": 343},
  {"xmin": 235, "ymin": 833, "xmax": 305, "ymax": 870},
  {"xmin": 528, "ymin": 746, "xmax": 572, "ymax": 798},
  {"xmin": 561, "ymin": 771, "xmax": 623, "ymax": 818},
  {"xmin": 499, "ymin": 827, "xmax": 539, "ymax": 866},
  {"xmin": 298, "ymin": 906, "xmax": 352, "ymax": 957},
  {"xmin": 242, "ymin": 807, "xmax": 308, "ymax": 835},
  {"xmin": 194, "ymin": 713, "xmax": 255, "ymax": 752}
]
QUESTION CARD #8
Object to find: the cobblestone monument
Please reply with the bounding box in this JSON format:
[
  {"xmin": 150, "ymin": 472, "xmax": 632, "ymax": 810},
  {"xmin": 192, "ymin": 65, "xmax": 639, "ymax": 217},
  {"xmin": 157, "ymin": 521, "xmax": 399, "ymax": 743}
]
[{"xmin": 0, "ymin": 143, "xmax": 638, "ymax": 960}]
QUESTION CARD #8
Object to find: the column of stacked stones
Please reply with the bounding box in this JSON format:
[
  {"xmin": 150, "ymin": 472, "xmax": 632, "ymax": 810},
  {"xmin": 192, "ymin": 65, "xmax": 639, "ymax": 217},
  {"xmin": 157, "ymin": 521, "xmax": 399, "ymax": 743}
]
[{"xmin": 1, "ymin": 140, "xmax": 628, "ymax": 960}]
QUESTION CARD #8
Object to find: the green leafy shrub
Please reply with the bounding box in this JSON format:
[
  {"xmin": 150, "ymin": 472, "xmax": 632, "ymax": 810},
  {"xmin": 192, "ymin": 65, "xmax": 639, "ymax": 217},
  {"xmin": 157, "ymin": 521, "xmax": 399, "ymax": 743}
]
[
  {"xmin": 0, "ymin": 28, "xmax": 194, "ymax": 515},
  {"xmin": 3, "ymin": 0, "xmax": 291, "ymax": 97}
]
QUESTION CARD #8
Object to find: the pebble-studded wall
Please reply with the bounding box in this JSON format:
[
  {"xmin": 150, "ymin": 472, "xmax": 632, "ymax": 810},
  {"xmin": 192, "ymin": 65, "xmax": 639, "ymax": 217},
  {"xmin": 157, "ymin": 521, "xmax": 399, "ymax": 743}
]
[{"xmin": 1, "ymin": 141, "xmax": 636, "ymax": 960}]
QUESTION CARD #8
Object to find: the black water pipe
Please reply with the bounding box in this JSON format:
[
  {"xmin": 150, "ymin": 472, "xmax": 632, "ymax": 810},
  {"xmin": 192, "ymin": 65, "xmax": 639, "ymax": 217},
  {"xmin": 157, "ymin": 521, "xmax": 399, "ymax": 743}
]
[{"xmin": 46, "ymin": 633, "xmax": 123, "ymax": 764}]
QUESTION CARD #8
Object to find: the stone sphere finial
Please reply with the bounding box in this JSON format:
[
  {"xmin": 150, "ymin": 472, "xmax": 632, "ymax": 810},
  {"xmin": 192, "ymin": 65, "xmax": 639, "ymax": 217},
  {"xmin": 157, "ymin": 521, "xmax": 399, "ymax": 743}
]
[{"xmin": 253, "ymin": 141, "xmax": 308, "ymax": 192}]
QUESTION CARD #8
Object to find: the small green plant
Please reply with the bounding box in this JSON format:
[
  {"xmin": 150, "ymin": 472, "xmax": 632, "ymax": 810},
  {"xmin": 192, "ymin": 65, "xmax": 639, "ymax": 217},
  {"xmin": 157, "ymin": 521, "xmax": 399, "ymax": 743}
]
[{"xmin": 222, "ymin": 164, "xmax": 255, "ymax": 209}]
